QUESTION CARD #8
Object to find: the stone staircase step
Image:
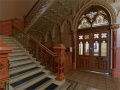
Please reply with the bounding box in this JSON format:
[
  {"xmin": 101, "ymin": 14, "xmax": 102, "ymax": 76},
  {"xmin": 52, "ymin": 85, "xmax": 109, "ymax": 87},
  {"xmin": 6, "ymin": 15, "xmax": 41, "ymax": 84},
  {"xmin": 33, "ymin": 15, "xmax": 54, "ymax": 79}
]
[
  {"xmin": 1, "ymin": 35, "xmax": 64, "ymax": 90},
  {"xmin": 9, "ymin": 59, "xmax": 32, "ymax": 67},
  {"xmin": 4, "ymin": 41, "xmax": 17, "ymax": 44},
  {"xmin": 0, "ymin": 35, "xmax": 13, "ymax": 39},
  {"xmin": 1, "ymin": 38, "xmax": 15, "ymax": 41},
  {"xmin": 13, "ymin": 70, "xmax": 50, "ymax": 90},
  {"xmin": 9, "ymin": 55, "xmax": 29, "ymax": 61},
  {"xmin": 35, "ymin": 75, "xmax": 55, "ymax": 90},
  {"xmin": 10, "ymin": 71, "xmax": 45, "ymax": 88},
  {"xmin": 10, "ymin": 67, "xmax": 40, "ymax": 78},
  {"xmin": 9, "ymin": 52, "xmax": 27, "ymax": 57},
  {"xmin": 9, "ymin": 63, "xmax": 37, "ymax": 74},
  {"xmin": 9, "ymin": 47, "xmax": 23, "ymax": 50},
  {"xmin": 45, "ymin": 83, "xmax": 58, "ymax": 90},
  {"xmin": 11, "ymin": 49, "xmax": 26, "ymax": 53},
  {"xmin": 8, "ymin": 43, "xmax": 19, "ymax": 47},
  {"xmin": 9, "ymin": 67, "xmax": 44, "ymax": 83},
  {"xmin": 9, "ymin": 62, "xmax": 34, "ymax": 69}
]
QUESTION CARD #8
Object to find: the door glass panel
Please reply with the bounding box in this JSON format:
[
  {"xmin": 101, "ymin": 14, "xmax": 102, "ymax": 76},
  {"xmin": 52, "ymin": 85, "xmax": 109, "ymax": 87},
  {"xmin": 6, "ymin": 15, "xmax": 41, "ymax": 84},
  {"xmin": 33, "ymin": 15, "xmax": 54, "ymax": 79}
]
[
  {"xmin": 94, "ymin": 33, "xmax": 99, "ymax": 39},
  {"xmin": 101, "ymin": 33, "xmax": 107, "ymax": 38},
  {"xmin": 101, "ymin": 41, "xmax": 107, "ymax": 56},
  {"xmin": 79, "ymin": 35, "xmax": 83, "ymax": 40},
  {"xmin": 94, "ymin": 41, "xmax": 99, "ymax": 56},
  {"xmin": 85, "ymin": 41, "xmax": 89, "ymax": 55},
  {"xmin": 79, "ymin": 42, "xmax": 83, "ymax": 55},
  {"xmin": 85, "ymin": 35, "xmax": 89, "ymax": 39}
]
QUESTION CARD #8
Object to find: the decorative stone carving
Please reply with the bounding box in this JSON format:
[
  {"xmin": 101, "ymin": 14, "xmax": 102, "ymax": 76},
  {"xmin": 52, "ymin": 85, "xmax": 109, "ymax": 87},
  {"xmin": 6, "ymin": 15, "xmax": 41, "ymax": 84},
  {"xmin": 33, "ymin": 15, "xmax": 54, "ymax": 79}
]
[{"xmin": 111, "ymin": 24, "xmax": 120, "ymax": 31}]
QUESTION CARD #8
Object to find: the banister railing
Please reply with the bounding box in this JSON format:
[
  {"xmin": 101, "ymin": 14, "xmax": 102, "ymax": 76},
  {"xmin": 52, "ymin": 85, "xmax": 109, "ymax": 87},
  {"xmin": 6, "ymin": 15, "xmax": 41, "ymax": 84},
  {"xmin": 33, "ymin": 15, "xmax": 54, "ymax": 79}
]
[{"xmin": 12, "ymin": 23, "xmax": 57, "ymax": 73}]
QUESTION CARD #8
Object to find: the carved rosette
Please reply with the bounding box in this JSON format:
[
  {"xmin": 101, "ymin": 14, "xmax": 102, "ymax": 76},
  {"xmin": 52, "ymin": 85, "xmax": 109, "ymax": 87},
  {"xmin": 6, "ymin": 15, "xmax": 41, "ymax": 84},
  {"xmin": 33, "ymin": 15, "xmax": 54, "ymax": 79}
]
[{"xmin": 111, "ymin": 24, "xmax": 120, "ymax": 31}]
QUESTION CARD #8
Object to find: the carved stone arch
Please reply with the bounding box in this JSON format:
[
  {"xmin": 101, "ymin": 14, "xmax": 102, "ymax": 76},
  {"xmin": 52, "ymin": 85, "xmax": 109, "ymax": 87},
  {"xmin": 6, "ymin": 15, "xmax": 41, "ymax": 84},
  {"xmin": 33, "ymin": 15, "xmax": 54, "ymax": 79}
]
[
  {"xmin": 52, "ymin": 22, "xmax": 62, "ymax": 44},
  {"xmin": 61, "ymin": 18, "xmax": 73, "ymax": 33},
  {"xmin": 72, "ymin": 0, "xmax": 117, "ymax": 31},
  {"xmin": 44, "ymin": 30, "xmax": 49, "ymax": 45},
  {"xmin": 44, "ymin": 29, "xmax": 53, "ymax": 48},
  {"xmin": 61, "ymin": 18, "xmax": 73, "ymax": 47},
  {"xmin": 51, "ymin": 22, "xmax": 61, "ymax": 39},
  {"xmin": 39, "ymin": 35, "xmax": 45, "ymax": 45},
  {"xmin": 72, "ymin": 0, "xmax": 90, "ymax": 15}
]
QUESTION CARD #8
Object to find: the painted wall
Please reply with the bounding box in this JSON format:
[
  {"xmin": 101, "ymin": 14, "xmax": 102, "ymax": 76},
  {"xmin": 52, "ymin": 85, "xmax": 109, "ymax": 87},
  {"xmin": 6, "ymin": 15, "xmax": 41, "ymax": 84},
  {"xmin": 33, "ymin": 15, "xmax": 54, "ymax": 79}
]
[
  {"xmin": 0, "ymin": 19, "xmax": 24, "ymax": 35},
  {"xmin": 0, "ymin": 0, "xmax": 37, "ymax": 35},
  {"xmin": 0, "ymin": 0, "xmax": 37, "ymax": 20}
]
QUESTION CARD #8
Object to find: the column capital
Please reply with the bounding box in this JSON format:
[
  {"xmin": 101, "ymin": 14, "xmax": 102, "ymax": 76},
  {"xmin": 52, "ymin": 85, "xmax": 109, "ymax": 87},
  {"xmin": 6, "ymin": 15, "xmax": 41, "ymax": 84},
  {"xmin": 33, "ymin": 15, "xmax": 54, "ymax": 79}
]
[{"xmin": 111, "ymin": 24, "xmax": 120, "ymax": 31}]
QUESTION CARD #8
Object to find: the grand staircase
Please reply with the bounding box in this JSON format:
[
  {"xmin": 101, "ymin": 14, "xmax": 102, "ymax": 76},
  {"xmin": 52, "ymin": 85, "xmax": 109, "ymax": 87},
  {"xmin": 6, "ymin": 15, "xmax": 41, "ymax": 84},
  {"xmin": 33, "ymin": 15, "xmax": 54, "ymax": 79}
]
[{"xmin": 0, "ymin": 35, "xmax": 64, "ymax": 90}]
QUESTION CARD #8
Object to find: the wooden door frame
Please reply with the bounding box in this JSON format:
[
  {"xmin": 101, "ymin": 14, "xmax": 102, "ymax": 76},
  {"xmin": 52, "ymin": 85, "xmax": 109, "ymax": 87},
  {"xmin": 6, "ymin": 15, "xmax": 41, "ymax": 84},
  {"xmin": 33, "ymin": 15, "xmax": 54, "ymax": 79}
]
[{"xmin": 76, "ymin": 25, "xmax": 111, "ymax": 73}]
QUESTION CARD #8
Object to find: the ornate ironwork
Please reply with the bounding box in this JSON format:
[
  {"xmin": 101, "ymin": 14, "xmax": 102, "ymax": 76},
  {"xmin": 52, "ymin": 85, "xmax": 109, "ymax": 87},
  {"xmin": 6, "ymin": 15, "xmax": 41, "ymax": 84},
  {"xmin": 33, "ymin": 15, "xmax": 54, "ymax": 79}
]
[{"xmin": 12, "ymin": 23, "xmax": 57, "ymax": 73}]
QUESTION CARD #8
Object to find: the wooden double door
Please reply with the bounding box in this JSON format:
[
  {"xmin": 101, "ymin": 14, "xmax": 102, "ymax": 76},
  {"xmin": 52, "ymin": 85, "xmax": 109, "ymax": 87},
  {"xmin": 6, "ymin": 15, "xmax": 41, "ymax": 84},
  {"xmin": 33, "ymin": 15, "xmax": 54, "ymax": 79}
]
[{"xmin": 77, "ymin": 26, "xmax": 110, "ymax": 73}]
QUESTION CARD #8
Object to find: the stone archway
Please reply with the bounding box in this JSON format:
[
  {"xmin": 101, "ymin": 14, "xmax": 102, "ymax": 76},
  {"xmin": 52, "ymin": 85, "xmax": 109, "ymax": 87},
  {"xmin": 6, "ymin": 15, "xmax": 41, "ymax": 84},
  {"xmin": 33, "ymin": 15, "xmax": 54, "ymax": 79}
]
[{"xmin": 72, "ymin": 0, "xmax": 116, "ymax": 69}]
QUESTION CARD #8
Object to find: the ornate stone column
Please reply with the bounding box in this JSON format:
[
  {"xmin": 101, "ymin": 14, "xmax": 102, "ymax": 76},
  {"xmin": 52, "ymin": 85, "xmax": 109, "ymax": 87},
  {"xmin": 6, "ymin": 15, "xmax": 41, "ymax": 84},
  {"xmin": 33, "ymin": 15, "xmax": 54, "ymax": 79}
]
[
  {"xmin": 0, "ymin": 39, "xmax": 12, "ymax": 90},
  {"xmin": 111, "ymin": 24, "xmax": 120, "ymax": 78},
  {"xmin": 53, "ymin": 44, "xmax": 66, "ymax": 81},
  {"xmin": 73, "ymin": 30, "xmax": 77, "ymax": 69}
]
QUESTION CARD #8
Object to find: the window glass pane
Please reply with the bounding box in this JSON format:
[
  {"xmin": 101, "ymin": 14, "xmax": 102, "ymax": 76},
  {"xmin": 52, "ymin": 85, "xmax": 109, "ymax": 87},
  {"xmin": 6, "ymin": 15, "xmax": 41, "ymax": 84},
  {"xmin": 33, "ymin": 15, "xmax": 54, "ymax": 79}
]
[
  {"xmin": 94, "ymin": 33, "xmax": 99, "ymax": 39},
  {"xmin": 92, "ymin": 15, "xmax": 109, "ymax": 27},
  {"xmin": 79, "ymin": 42, "xmax": 83, "ymax": 55},
  {"xmin": 79, "ymin": 35, "xmax": 83, "ymax": 40},
  {"xmin": 101, "ymin": 41, "xmax": 107, "ymax": 56},
  {"xmin": 78, "ymin": 18, "xmax": 91, "ymax": 29},
  {"xmin": 85, "ymin": 35, "xmax": 89, "ymax": 39},
  {"xmin": 85, "ymin": 41, "xmax": 89, "ymax": 55},
  {"xmin": 101, "ymin": 33, "xmax": 107, "ymax": 38},
  {"xmin": 94, "ymin": 41, "xmax": 99, "ymax": 56}
]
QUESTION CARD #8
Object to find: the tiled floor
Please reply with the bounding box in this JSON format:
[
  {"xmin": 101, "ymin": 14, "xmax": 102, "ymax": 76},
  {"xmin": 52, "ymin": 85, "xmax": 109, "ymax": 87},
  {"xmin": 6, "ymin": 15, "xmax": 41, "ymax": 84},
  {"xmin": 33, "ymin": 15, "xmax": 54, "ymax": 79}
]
[{"xmin": 65, "ymin": 70, "xmax": 120, "ymax": 90}]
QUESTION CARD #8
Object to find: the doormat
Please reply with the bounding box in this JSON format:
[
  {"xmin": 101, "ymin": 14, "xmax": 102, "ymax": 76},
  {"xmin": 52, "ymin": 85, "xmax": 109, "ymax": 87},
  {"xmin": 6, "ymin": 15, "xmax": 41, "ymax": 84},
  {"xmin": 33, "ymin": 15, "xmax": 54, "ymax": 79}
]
[{"xmin": 60, "ymin": 79, "xmax": 78, "ymax": 90}]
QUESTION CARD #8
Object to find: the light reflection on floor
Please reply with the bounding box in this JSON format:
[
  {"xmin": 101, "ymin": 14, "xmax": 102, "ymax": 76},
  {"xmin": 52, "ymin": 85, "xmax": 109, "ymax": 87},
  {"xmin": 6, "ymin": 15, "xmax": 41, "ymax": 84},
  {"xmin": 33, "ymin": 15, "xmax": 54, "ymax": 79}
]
[{"xmin": 65, "ymin": 70, "xmax": 120, "ymax": 90}]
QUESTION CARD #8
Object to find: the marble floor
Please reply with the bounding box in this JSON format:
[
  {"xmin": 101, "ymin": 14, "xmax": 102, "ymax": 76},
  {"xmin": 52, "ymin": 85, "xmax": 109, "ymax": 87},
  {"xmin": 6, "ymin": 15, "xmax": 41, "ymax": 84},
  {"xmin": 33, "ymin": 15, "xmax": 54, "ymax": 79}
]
[{"xmin": 65, "ymin": 70, "xmax": 120, "ymax": 90}]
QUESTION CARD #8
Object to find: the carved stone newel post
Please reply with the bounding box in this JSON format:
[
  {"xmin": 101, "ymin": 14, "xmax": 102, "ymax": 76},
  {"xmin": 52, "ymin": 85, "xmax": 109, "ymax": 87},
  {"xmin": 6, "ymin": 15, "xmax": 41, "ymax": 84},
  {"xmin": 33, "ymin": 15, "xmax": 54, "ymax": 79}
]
[
  {"xmin": 0, "ymin": 39, "xmax": 12, "ymax": 90},
  {"xmin": 53, "ymin": 44, "xmax": 66, "ymax": 81}
]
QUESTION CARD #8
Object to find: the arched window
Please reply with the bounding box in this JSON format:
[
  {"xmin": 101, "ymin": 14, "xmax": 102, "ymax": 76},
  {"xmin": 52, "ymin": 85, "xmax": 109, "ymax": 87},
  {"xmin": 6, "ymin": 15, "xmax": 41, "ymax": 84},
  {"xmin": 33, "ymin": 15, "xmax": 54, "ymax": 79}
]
[{"xmin": 78, "ymin": 7, "xmax": 109, "ymax": 29}]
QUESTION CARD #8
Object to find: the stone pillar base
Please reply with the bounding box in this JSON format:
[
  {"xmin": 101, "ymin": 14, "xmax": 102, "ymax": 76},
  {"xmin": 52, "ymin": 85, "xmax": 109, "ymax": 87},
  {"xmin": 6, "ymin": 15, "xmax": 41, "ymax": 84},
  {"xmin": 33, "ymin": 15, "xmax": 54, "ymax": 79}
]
[
  {"xmin": 56, "ymin": 74, "xmax": 64, "ymax": 81},
  {"xmin": 112, "ymin": 68, "xmax": 120, "ymax": 78}
]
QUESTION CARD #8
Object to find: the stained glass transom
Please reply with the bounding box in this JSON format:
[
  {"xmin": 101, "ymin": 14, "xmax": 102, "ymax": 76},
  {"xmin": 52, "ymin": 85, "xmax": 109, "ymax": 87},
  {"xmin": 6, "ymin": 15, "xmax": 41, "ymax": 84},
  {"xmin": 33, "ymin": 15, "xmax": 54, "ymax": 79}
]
[
  {"xmin": 78, "ymin": 18, "xmax": 91, "ymax": 29},
  {"xmin": 92, "ymin": 15, "xmax": 109, "ymax": 27},
  {"xmin": 78, "ymin": 8, "xmax": 109, "ymax": 29}
]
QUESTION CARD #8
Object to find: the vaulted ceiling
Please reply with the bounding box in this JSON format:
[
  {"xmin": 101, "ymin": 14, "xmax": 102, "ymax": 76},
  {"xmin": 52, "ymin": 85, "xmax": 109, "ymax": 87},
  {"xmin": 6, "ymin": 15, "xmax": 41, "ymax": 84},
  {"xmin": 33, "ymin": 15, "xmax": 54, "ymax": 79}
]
[{"xmin": 25, "ymin": 0, "xmax": 120, "ymax": 40}]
